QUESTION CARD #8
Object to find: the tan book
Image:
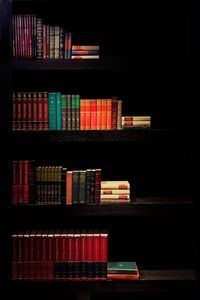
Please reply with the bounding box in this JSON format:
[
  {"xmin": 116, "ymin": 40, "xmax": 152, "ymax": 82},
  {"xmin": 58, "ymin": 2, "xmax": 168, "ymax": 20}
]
[
  {"xmin": 100, "ymin": 199, "xmax": 130, "ymax": 204},
  {"xmin": 101, "ymin": 189, "xmax": 130, "ymax": 195},
  {"xmin": 101, "ymin": 181, "xmax": 130, "ymax": 190},
  {"xmin": 101, "ymin": 194, "xmax": 130, "ymax": 200}
]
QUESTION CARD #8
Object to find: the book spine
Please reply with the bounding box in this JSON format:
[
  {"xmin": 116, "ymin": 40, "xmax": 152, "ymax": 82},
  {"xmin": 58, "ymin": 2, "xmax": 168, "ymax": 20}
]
[
  {"xmin": 72, "ymin": 45, "xmax": 100, "ymax": 50},
  {"xmin": 100, "ymin": 233, "xmax": 108, "ymax": 279},
  {"xmin": 80, "ymin": 232, "xmax": 87, "ymax": 279},
  {"xmin": 37, "ymin": 92, "xmax": 43, "ymax": 130},
  {"xmin": 95, "ymin": 169, "xmax": 101, "ymax": 204},
  {"xmin": 101, "ymin": 99, "xmax": 107, "ymax": 130},
  {"xmin": 61, "ymin": 167, "xmax": 67, "ymax": 205},
  {"xmin": 80, "ymin": 99, "xmax": 86, "ymax": 130},
  {"xmin": 46, "ymin": 25, "xmax": 50, "ymax": 59},
  {"xmin": 29, "ymin": 160, "xmax": 35, "ymax": 204},
  {"xmin": 66, "ymin": 171, "xmax": 72, "ymax": 205},
  {"xmin": 117, "ymin": 100, "xmax": 122, "ymax": 130},
  {"xmin": 27, "ymin": 92, "xmax": 32, "ymax": 130},
  {"xmin": 91, "ymin": 99, "xmax": 97, "ymax": 130},
  {"xmin": 43, "ymin": 24, "xmax": 47, "ymax": 59},
  {"xmin": 12, "ymin": 93, "xmax": 17, "ymax": 130},
  {"xmin": 74, "ymin": 232, "xmax": 81, "ymax": 279},
  {"xmin": 90, "ymin": 170, "xmax": 96, "ymax": 204},
  {"xmin": 54, "ymin": 26, "xmax": 60, "ymax": 59},
  {"xmin": 50, "ymin": 26, "xmax": 55, "ymax": 59},
  {"xmin": 72, "ymin": 171, "xmax": 79, "ymax": 204},
  {"xmin": 93, "ymin": 232, "xmax": 101, "ymax": 279},
  {"xmin": 61, "ymin": 95, "xmax": 67, "ymax": 130},
  {"xmin": 67, "ymin": 32, "xmax": 72, "ymax": 59},
  {"xmin": 48, "ymin": 93, "xmax": 57, "ymax": 130},
  {"xmin": 75, "ymin": 95, "xmax": 80, "ymax": 130},
  {"xmin": 12, "ymin": 16, "xmax": 16, "ymax": 58},
  {"xmin": 96, "ymin": 99, "xmax": 101, "ymax": 130},
  {"xmin": 111, "ymin": 98, "xmax": 118, "ymax": 130},
  {"xmin": 56, "ymin": 92, "xmax": 62, "ymax": 130},
  {"xmin": 85, "ymin": 169, "xmax": 91, "ymax": 204},
  {"xmin": 85, "ymin": 100, "xmax": 91, "ymax": 130},
  {"xmin": 21, "ymin": 92, "xmax": 27, "ymax": 131},
  {"xmin": 12, "ymin": 161, "xmax": 18, "ymax": 204},
  {"xmin": 36, "ymin": 18, "xmax": 43, "ymax": 59},
  {"xmin": 86, "ymin": 232, "xmax": 94, "ymax": 279},
  {"xmin": 64, "ymin": 32, "xmax": 68, "ymax": 59},
  {"xmin": 67, "ymin": 95, "xmax": 72, "ymax": 130},
  {"xmin": 23, "ymin": 161, "xmax": 30, "ymax": 204},
  {"xmin": 59, "ymin": 28, "xmax": 65, "ymax": 59},
  {"xmin": 71, "ymin": 95, "xmax": 76, "ymax": 130},
  {"xmin": 79, "ymin": 170, "xmax": 86, "ymax": 204},
  {"xmin": 106, "ymin": 99, "xmax": 112, "ymax": 130},
  {"xmin": 33, "ymin": 92, "xmax": 38, "ymax": 130},
  {"xmin": 71, "ymin": 55, "xmax": 99, "ymax": 59},
  {"xmin": 16, "ymin": 93, "xmax": 22, "ymax": 130},
  {"xmin": 71, "ymin": 50, "xmax": 99, "ymax": 55},
  {"xmin": 43, "ymin": 92, "xmax": 48, "ymax": 130}
]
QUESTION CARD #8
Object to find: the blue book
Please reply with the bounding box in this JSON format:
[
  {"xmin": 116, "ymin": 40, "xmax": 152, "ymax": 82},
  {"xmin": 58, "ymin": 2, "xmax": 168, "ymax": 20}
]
[
  {"xmin": 56, "ymin": 92, "xmax": 62, "ymax": 130},
  {"xmin": 48, "ymin": 93, "xmax": 57, "ymax": 130}
]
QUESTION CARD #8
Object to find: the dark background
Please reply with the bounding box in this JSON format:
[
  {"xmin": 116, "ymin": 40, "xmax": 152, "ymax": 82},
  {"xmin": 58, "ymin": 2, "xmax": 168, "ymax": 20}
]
[{"xmin": 1, "ymin": 0, "xmax": 199, "ymax": 299}]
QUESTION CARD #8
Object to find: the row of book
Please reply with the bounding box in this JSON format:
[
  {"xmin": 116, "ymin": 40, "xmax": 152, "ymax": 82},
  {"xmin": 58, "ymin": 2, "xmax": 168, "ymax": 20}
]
[
  {"xmin": 12, "ymin": 161, "xmax": 131, "ymax": 205},
  {"xmin": 12, "ymin": 230, "xmax": 108, "ymax": 280},
  {"xmin": 122, "ymin": 116, "xmax": 151, "ymax": 129},
  {"xmin": 12, "ymin": 15, "xmax": 100, "ymax": 60},
  {"xmin": 12, "ymin": 93, "xmax": 122, "ymax": 131},
  {"xmin": 12, "ymin": 161, "xmax": 101, "ymax": 205}
]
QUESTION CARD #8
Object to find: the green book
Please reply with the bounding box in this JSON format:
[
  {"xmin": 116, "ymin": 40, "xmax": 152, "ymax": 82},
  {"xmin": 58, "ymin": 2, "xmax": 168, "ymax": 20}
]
[
  {"xmin": 48, "ymin": 92, "xmax": 57, "ymax": 130},
  {"xmin": 56, "ymin": 92, "xmax": 62, "ymax": 130},
  {"xmin": 71, "ymin": 95, "xmax": 76, "ymax": 130},
  {"xmin": 108, "ymin": 262, "xmax": 137, "ymax": 275}
]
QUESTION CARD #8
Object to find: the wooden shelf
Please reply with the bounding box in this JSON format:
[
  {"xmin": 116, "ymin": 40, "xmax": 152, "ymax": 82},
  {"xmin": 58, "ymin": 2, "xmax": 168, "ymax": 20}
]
[
  {"xmin": 12, "ymin": 59, "xmax": 126, "ymax": 71},
  {"xmin": 9, "ymin": 129, "xmax": 187, "ymax": 144},
  {"xmin": 11, "ymin": 197, "xmax": 193, "ymax": 217},
  {"xmin": 10, "ymin": 270, "xmax": 197, "ymax": 295}
]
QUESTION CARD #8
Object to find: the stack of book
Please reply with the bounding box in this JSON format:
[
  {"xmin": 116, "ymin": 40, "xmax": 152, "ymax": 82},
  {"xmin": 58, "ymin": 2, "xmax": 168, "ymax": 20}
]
[
  {"xmin": 107, "ymin": 262, "xmax": 139, "ymax": 280},
  {"xmin": 12, "ymin": 92, "xmax": 122, "ymax": 131},
  {"xmin": 12, "ymin": 15, "xmax": 72, "ymax": 59},
  {"xmin": 12, "ymin": 230, "xmax": 108, "ymax": 281},
  {"xmin": 71, "ymin": 45, "xmax": 100, "ymax": 59},
  {"xmin": 100, "ymin": 181, "xmax": 130, "ymax": 204},
  {"xmin": 122, "ymin": 116, "xmax": 151, "ymax": 129}
]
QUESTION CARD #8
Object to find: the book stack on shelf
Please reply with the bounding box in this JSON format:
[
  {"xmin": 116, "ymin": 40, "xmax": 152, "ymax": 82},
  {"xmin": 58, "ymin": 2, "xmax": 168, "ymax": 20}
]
[
  {"xmin": 107, "ymin": 262, "xmax": 139, "ymax": 281},
  {"xmin": 12, "ymin": 230, "xmax": 108, "ymax": 281},
  {"xmin": 101, "ymin": 181, "xmax": 130, "ymax": 204},
  {"xmin": 72, "ymin": 45, "xmax": 100, "ymax": 59},
  {"xmin": 12, "ymin": 93, "xmax": 123, "ymax": 131},
  {"xmin": 122, "ymin": 116, "xmax": 151, "ymax": 129}
]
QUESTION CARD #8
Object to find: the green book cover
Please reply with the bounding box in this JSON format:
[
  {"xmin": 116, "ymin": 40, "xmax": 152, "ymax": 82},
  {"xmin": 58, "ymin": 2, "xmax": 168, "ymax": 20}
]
[
  {"xmin": 71, "ymin": 95, "xmax": 76, "ymax": 130},
  {"xmin": 56, "ymin": 92, "xmax": 62, "ymax": 130},
  {"xmin": 108, "ymin": 262, "xmax": 137, "ymax": 275},
  {"xmin": 48, "ymin": 93, "xmax": 57, "ymax": 130}
]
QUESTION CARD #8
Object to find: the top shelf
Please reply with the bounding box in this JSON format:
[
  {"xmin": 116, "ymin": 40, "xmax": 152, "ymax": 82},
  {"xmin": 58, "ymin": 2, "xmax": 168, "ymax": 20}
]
[{"xmin": 12, "ymin": 59, "xmax": 127, "ymax": 71}]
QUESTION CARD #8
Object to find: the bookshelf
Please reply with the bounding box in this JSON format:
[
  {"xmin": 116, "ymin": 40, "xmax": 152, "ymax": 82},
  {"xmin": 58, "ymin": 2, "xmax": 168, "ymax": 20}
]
[{"xmin": 0, "ymin": 0, "xmax": 199, "ymax": 300}]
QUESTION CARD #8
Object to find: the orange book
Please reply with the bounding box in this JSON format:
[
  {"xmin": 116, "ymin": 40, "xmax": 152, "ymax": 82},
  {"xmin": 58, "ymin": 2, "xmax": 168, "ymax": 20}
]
[
  {"xmin": 106, "ymin": 99, "xmax": 112, "ymax": 130},
  {"xmin": 85, "ymin": 100, "xmax": 91, "ymax": 130},
  {"xmin": 90, "ymin": 99, "xmax": 97, "ymax": 130},
  {"xmin": 96, "ymin": 99, "xmax": 102, "ymax": 130},
  {"xmin": 101, "ymin": 99, "xmax": 107, "ymax": 130},
  {"xmin": 66, "ymin": 171, "xmax": 72, "ymax": 205},
  {"xmin": 107, "ymin": 273, "xmax": 139, "ymax": 280},
  {"xmin": 80, "ymin": 99, "xmax": 86, "ymax": 130}
]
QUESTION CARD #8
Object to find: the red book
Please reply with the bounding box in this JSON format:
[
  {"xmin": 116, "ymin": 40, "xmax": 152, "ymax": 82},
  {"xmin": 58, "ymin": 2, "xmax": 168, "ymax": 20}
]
[
  {"xmin": 66, "ymin": 171, "xmax": 72, "ymax": 205},
  {"xmin": 21, "ymin": 93, "xmax": 27, "ymax": 130},
  {"xmin": 80, "ymin": 99, "xmax": 86, "ymax": 130},
  {"xmin": 16, "ymin": 93, "xmax": 22, "ymax": 130},
  {"xmin": 93, "ymin": 232, "xmax": 101, "ymax": 279},
  {"xmin": 23, "ymin": 160, "xmax": 30, "ymax": 204},
  {"xmin": 80, "ymin": 232, "xmax": 87, "ymax": 280},
  {"xmin": 74, "ymin": 232, "xmax": 81, "ymax": 279},
  {"xmin": 37, "ymin": 92, "xmax": 43, "ymax": 130},
  {"xmin": 96, "ymin": 99, "xmax": 101, "ymax": 130},
  {"xmin": 117, "ymin": 100, "xmax": 122, "ymax": 130},
  {"xmin": 12, "ymin": 161, "xmax": 18, "ymax": 204},
  {"xmin": 28, "ymin": 15, "xmax": 32, "ymax": 59},
  {"xmin": 12, "ymin": 93, "xmax": 17, "ymax": 130},
  {"xmin": 86, "ymin": 231, "xmax": 94, "ymax": 279},
  {"xmin": 100, "ymin": 232, "xmax": 108, "ymax": 280},
  {"xmin": 67, "ymin": 231, "xmax": 74, "ymax": 279},
  {"xmin": 54, "ymin": 232, "xmax": 60, "ymax": 261},
  {"xmin": 101, "ymin": 99, "xmax": 107, "ymax": 130},
  {"xmin": 18, "ymin": 161, "xmax": 23, "ymax": 203},
  {"xmin": 85, "ymin": 100, "xmax": 91, "ymax": 130},
  {"xmin": 27, "ymin": 92, "xmax": 32, "ymax": 130},
  {"xmin": 90, "ymin": 100, "xmax": 97, "ymax": 130},
  {"xmin": 33, "ymin": 93, "xmax": 38, "ymax": 130},
  {"xmin": 106, "ymin": 99, "xmax": 112, "ymax": 130},
  {"xmin": 12, "ymin": 234, "xmax": 17, "ymax": 261},
  {"xmin": 43, "ymin": 92, "xmax": 48, "ymax": 130}
]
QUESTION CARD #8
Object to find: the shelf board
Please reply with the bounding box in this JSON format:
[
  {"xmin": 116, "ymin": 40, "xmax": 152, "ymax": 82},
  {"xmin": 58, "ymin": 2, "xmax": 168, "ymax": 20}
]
[
  {"xmin": 12, "ymin": 59, "xmax": 126, "ymax": 71},
  {"xmin": 10, "ymin": 270, "xmax": 197, "ymax": 294},
  {"xmin": 11, "ymin": 197, "xmax": 193, "ymax": 217},
  {"xmin": 9, "ymin": 129, "xmax": 187, "ymax": 144}
]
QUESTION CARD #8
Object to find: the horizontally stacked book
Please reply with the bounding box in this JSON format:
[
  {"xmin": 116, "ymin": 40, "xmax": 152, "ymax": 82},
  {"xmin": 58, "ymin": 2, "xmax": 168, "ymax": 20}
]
[
  {"xmin": 108, "ymin": 262, "xmax": 139, "ymax": 280},
  {"xmin": 12, "ymin": 161, "xmax": 132, "ymax": 205},
  {"xmin": 12, "ymin": 15, "xmax": 99, "ymax": 60},
  {"xmin": 12, "ymin": 92, "xmax": 122, "ymax": 131},
  {"xmin": 72, "ymin": 45, "xmax": 99, "ymax": 59},
  {"xmin": 12, "ymin": 230, "xmax": 108, "ymax": 280},
  {"xmin": 122, "ymin": 116, "xmax": 151, "ymax": 129},
  {"xmin": 101, "ymin": 181, "xmax": 130, "ymax": 204}
]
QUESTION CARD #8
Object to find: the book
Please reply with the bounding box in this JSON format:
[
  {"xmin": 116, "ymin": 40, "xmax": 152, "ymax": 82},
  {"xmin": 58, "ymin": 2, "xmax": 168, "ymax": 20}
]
[
  {"xmin": 72, "ymin": 45, "xmax": 100, "ymax": 50},
  {"xmin": 101, "ymin": 189, "xmax": 130, "ymax": 195},
  {"xmin": 101, "ymin": 181, "xmax": 130, "ymax": 190},
  {"xmin": 71, "ymin": 55, "xmax": 99, "ymax": 59},
  {"xmin": 108, "ymin": 262, "xmax": 137, "ymax": 275}
]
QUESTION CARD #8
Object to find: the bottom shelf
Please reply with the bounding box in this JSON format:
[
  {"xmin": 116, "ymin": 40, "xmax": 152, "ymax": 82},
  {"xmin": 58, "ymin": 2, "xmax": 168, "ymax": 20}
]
[{"xmin": 10, "ymin": 270, "xmax": 197, "ymax": 294}]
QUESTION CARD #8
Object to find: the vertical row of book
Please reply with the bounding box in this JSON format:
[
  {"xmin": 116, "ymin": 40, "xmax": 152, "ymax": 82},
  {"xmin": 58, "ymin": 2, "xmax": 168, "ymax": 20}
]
[
  {"xmin": 12, "ymin": 93, "xmax": 123, "ymax": 131},
  {"xmin": 12, "ymin": 230, "xmax": 108, "ymax": 280}
]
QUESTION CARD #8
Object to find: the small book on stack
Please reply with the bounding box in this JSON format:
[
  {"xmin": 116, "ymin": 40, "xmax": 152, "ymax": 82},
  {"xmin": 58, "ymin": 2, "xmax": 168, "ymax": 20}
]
[
  {"xmin": 107, "ymin": 262, "xmax": 139, "ymax": 280},
  {"xmin": 100, "ymin": 181, "xmax": 130, "ymax": 204},
  {"xmin": 71, "ymin": 45, "xmax": 100, "ymax": 59},
  {"xmin": 122, "ymin": 116, "xmax": 151, "ymax": 129}
]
